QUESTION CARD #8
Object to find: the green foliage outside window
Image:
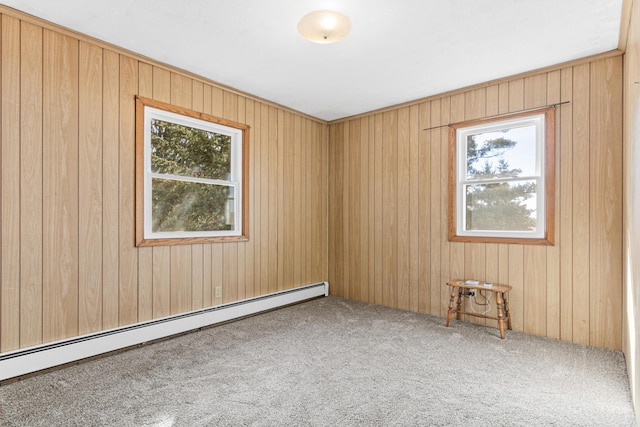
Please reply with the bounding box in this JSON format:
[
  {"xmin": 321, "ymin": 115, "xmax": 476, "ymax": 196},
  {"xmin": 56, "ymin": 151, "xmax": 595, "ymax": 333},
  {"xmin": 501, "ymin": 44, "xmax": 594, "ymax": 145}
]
[
  {"xmin": 464, "ymin": 134, "xmax": 537, "ymax": 232},
  {"xmin": 150, "ymin": 120, "xmax": 234, "ymax": 233}
]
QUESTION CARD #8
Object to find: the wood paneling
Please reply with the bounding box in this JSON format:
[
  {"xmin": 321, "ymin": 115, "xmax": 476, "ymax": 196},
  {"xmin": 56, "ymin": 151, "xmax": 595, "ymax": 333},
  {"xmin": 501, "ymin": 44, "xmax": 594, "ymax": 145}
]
[
  {"xmin": 2, "ymin": 15, "xmax": 21, "ymax": 351},
  {"xmin": 42, "ymin": 29, "xmax": 79, "ymax": 342},
  {"xmin": 622, "ymin": 0, "xmax": 640, "ymax": 413},
  {"xmin": 0, "ymin": 6, "xmax": 625, "ymax": 358},
  {"xmin": 102, "ymin": 49, "xmax": 120, "ymax": 330},
  {"xmin": 78, "ymin": 41, "xmax": 103, "ymax": 334},
  {"xmin": 20, "ymin": 21, "xmax": 43, "ymax": 347},
  {"xmin": 329, "ymin": 56, "xmax": 624, "ymax": 350},
  {"xmin": 0, "ymin": 10, "xmax": 328, "ymax": 352}
]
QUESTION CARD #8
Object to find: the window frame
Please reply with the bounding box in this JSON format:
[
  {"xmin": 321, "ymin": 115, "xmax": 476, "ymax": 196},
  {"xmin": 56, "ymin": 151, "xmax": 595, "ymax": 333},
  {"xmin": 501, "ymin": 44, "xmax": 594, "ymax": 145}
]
[
  {"xmin": 135, "ymin": 96, "xmax": 250, "ymax": 247},
  {"xmin": 448, "ymin": 107, "xmax": 555, "ymax": 245}
]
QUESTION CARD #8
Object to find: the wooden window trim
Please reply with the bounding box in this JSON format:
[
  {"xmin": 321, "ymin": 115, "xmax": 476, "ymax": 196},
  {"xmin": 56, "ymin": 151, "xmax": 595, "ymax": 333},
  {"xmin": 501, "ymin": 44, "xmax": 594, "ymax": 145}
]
[
  {"xmin": 135, "ymin": 96, "xmax": 250, "ymax": 247},
  {"xmin": 448, "ymin": 107, "xmax": 555, "ymax": 246}
]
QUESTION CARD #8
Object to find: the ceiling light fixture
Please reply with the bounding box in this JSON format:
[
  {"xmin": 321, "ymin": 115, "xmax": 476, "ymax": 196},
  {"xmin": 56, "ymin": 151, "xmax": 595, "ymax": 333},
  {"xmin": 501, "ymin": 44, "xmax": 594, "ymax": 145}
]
[{"xmin": 297, "ymin": 10, "xmax": 351, "ymax": 44}]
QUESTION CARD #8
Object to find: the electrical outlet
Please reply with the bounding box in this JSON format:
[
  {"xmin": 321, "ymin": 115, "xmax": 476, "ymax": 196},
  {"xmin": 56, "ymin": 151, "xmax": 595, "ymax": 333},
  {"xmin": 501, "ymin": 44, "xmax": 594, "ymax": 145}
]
[{"xmin": 215, "ymin": 286, "xmax": 222, "ymax": 298}]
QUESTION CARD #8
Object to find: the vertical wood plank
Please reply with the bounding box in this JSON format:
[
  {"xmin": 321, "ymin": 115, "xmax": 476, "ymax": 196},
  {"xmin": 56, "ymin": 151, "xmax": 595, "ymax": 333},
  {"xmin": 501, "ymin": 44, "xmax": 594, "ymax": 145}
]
[
  {"xmin": 268, "ymin": 106, "xmax": 278, "ymax": 292},
  {"xmin": 524, "ymin": 74, "xmax": 548, "ymax": 109},
  {"xmin": 464, "ymin": 88, "xmax": 486, "ymax": 120},
  {"xmin": 409, "ymin": 104, "xmax": 423, "ymax": 313},
  {"xmin": 523, "ymin": 246, "xmax": 547, "ymax": 335},
  {"xmin": 485, "ymin": 84, "xmax": 499, "ymax": 117},
  {"xmin": 211, "ymin": 243, "xmax": 223, "ymax": 306},
  {"xmin": 293, "ymin": 115, "xmax": 303, "ymax": 289},
  {"xmin": 559, "ymin": 67, "xmax": 574, "ymax": 342},
  {"xmin": 333, "ymin": 123, "xmax": 345, "ymax": 296},
  {"xmin": 572, "ymin": 63, "xmax": 591, "ymax": 345},
  {"xmin": 276, "ymin": 109, "xmax": 284, "ymax": 291},
  {"xmin": 260, "ymin": 103, "xmax": 270, "ymax": 295},
  {"xmin": 283, "ymin": 112, "xmax": 294, "ymax": 290},
  {"xmin": 1, "ymin": 15, "xmax": 21, "ymax": 351},
  {"xmin": 382, "ymin": 110, "xmax": 398, "ymax": 307},
  {"xmin": 78, "ymin": 41, "xmax": 104, "ymax": 333},
  {"xmin": 118, "ymin": 55, "xmax": 138, "ymax": 326},
  {"xmin": 429, "ymin": 100, "xmax": 443, "ymax": 316},
  {"xmin": 303, "ymin": 118, "xmax": 312, "ymax": 287},
  {"xmin": 589, "ymin": 57, "xmax": 622, "ymax": 349},
  {"xmin": 42, "ymin": 29, "xmax": 79, "ymax": 341},
  {"xmin": 359, "ymin": 117, "xmax": 370, "ymax": 302},
  {"xmin": 317, "ymin": 121, "xmax": 328, "ymax": 282},
  {"xmin": 374, "ymin": 115, "xmax": 383, "ymax": 304},
  {"xmin": 102, "ymin": 49, "xmax": 120, "ymax": 329},
  {"xmin": 19, "ymin": 20, "xmax": 43, "ymax": 347},
  {"xmin": 397, "ymin": 107, "xmax": 410, "ymax": 310},
  {"xmin": 251, "ymin": 100, "xmax": 262, "ymax": 298},
  {"xmin": 349, "ymin": 119, "xmax": 362, "ymax": 300},
  {"xmin": 438, "ymin": 98, "xmax": 452, "ymax": 317},
  {"xmin": 546, "ymin": 69, "xmax": 562, "ymax": 339},
  {"xmin": 328, "ymin": 124, "xmax": 337, "ymax": 294},
  {"xmin": 341, "ymin": 121, "xmax": 350, "ymax": 298},
  {"xmin": 243, "ymin": 98, "xmax": 256, "ymax": 298},
  {"xmin": 367, "ymin": 117, "xmax": 376, "ymax": 302},
  {"xmin": 508, "ymin": 245, "xmax": 524, "ymax": 332}
]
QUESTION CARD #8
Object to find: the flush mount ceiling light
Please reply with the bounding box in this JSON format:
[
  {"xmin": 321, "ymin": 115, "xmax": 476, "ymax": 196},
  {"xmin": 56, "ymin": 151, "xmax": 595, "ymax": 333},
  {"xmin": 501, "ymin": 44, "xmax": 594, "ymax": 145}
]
[{"xmin": 297, "ymin": 10, "xmax": 351, "ymax": 44}]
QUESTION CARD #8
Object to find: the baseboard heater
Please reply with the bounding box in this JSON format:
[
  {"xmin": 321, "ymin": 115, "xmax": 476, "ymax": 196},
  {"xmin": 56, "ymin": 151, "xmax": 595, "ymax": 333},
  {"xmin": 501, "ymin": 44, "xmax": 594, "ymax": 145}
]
[{"xmin": 0, "ymin": 281, "xmax": 328, "ymax": 382}]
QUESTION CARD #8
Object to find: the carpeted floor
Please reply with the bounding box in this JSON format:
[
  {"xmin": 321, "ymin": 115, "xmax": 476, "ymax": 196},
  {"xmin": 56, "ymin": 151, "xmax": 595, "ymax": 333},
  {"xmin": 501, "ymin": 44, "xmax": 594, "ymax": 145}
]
[{"xmin": 0, "ymin": 296, "xmax": 636, "ymax": 426}]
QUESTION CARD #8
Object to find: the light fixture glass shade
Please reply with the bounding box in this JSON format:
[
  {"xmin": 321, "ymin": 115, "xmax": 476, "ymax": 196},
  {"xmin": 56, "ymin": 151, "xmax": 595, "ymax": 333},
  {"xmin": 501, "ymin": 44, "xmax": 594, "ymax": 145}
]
[{"xmin": 297, "ymin": 10, "xmax": 351, "ymax": 44}]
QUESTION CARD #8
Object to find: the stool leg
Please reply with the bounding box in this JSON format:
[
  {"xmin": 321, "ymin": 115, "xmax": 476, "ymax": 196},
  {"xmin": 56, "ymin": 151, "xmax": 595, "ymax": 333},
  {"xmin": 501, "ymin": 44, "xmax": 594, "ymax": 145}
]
[
  {"xmin": 455, "ymin": 289, "xmax": 463, "ymax": 320},
  {"xmin": 496, "ymin": 291, "xmax": 506, "ymax": 339},
  {"xmin": 445, "ymin": 288, "xmax": 457, "ymax": 327},
  {"xmin": 502, "ymin": 292, "xmax": 512, "ymax": 330}
]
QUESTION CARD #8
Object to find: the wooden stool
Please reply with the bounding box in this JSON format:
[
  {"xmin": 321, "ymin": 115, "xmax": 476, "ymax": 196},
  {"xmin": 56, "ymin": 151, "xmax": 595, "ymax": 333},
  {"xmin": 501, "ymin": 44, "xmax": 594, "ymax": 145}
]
[{"xmin": 445, "ymin": 280, "xmax": 513, "ymax": 339}]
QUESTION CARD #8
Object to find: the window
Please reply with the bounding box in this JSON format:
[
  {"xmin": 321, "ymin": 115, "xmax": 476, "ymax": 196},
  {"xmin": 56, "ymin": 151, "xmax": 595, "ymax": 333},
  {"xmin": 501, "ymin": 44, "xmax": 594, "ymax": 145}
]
[
  {"xmin": 448, "ymin": 107, "xmax": 554, "ymax": 245},
  {"xmin": 135, "ymin": 97, "xmax": 249, "ymax": 246}
]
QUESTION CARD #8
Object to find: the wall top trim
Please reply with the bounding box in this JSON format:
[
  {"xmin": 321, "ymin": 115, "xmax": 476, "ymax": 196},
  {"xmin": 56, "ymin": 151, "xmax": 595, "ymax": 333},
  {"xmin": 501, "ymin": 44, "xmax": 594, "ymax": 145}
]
[{"xmin": 618, "ymin": 0, "xmax": 634, "ymax": 51}]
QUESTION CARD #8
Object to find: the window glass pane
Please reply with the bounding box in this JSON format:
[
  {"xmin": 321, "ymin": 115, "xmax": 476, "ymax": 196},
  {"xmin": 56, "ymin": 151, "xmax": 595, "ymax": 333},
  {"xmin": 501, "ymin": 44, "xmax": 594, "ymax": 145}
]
[
  {"xmin": 151, "ymin": 119, "xmax": 232, "ymax": 180},
  {"xmin": 465, "ymin": 180, "xmax": 537, "ymax": 231},
  {"xmin": 152, "ymin": 178, "xmax": 234, "ymax": 232},
  {"xmin": 466, "ymin": 125, "xmax": 536, "ymax": 180}
]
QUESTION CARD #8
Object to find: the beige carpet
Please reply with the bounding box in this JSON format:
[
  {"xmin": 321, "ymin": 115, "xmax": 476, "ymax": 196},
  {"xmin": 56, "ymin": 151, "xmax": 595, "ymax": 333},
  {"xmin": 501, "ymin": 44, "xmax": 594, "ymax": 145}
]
[{"xmin": 0, "ymin": 296, "xmax": 636, "ymax": 426}]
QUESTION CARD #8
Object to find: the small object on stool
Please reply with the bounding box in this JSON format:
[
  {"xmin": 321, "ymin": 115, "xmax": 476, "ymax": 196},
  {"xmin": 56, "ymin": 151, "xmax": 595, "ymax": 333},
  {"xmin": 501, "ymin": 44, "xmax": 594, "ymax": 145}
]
[{"xmin": 484, "ymin": 282, "xmax": 493, "ymax": 287}]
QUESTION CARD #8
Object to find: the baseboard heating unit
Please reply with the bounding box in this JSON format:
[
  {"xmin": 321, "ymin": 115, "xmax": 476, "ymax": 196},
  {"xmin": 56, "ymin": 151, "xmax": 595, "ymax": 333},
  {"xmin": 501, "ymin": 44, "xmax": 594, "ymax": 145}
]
[{"xmin": 0, "ymin": 281, "xmax": 329, "ymax": 382}]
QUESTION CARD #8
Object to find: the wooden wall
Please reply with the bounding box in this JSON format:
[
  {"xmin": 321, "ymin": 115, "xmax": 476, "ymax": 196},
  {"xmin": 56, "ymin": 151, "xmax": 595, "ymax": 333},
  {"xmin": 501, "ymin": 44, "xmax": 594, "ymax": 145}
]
[
  {"xmin": 328, "ymin": 55, "xmax": 623, "ymax": 350},
  {"xmin": 623, "ymin": 0, "xmax": 640, "ymax": 412},
  {"xmin": 0, "ymin": 9, "xmax": 328, "ymax": 353},
  {"xmin": 0, "ymin": 6, "xmax": 627, "ymax": 358}
]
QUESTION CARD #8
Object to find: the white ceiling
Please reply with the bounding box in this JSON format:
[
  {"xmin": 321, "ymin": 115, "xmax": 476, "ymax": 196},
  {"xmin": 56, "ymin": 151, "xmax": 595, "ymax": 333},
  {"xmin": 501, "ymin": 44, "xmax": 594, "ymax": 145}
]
[{"xmin": 2, "ymin": 0, "xmax": 624, "ymax": 121}]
